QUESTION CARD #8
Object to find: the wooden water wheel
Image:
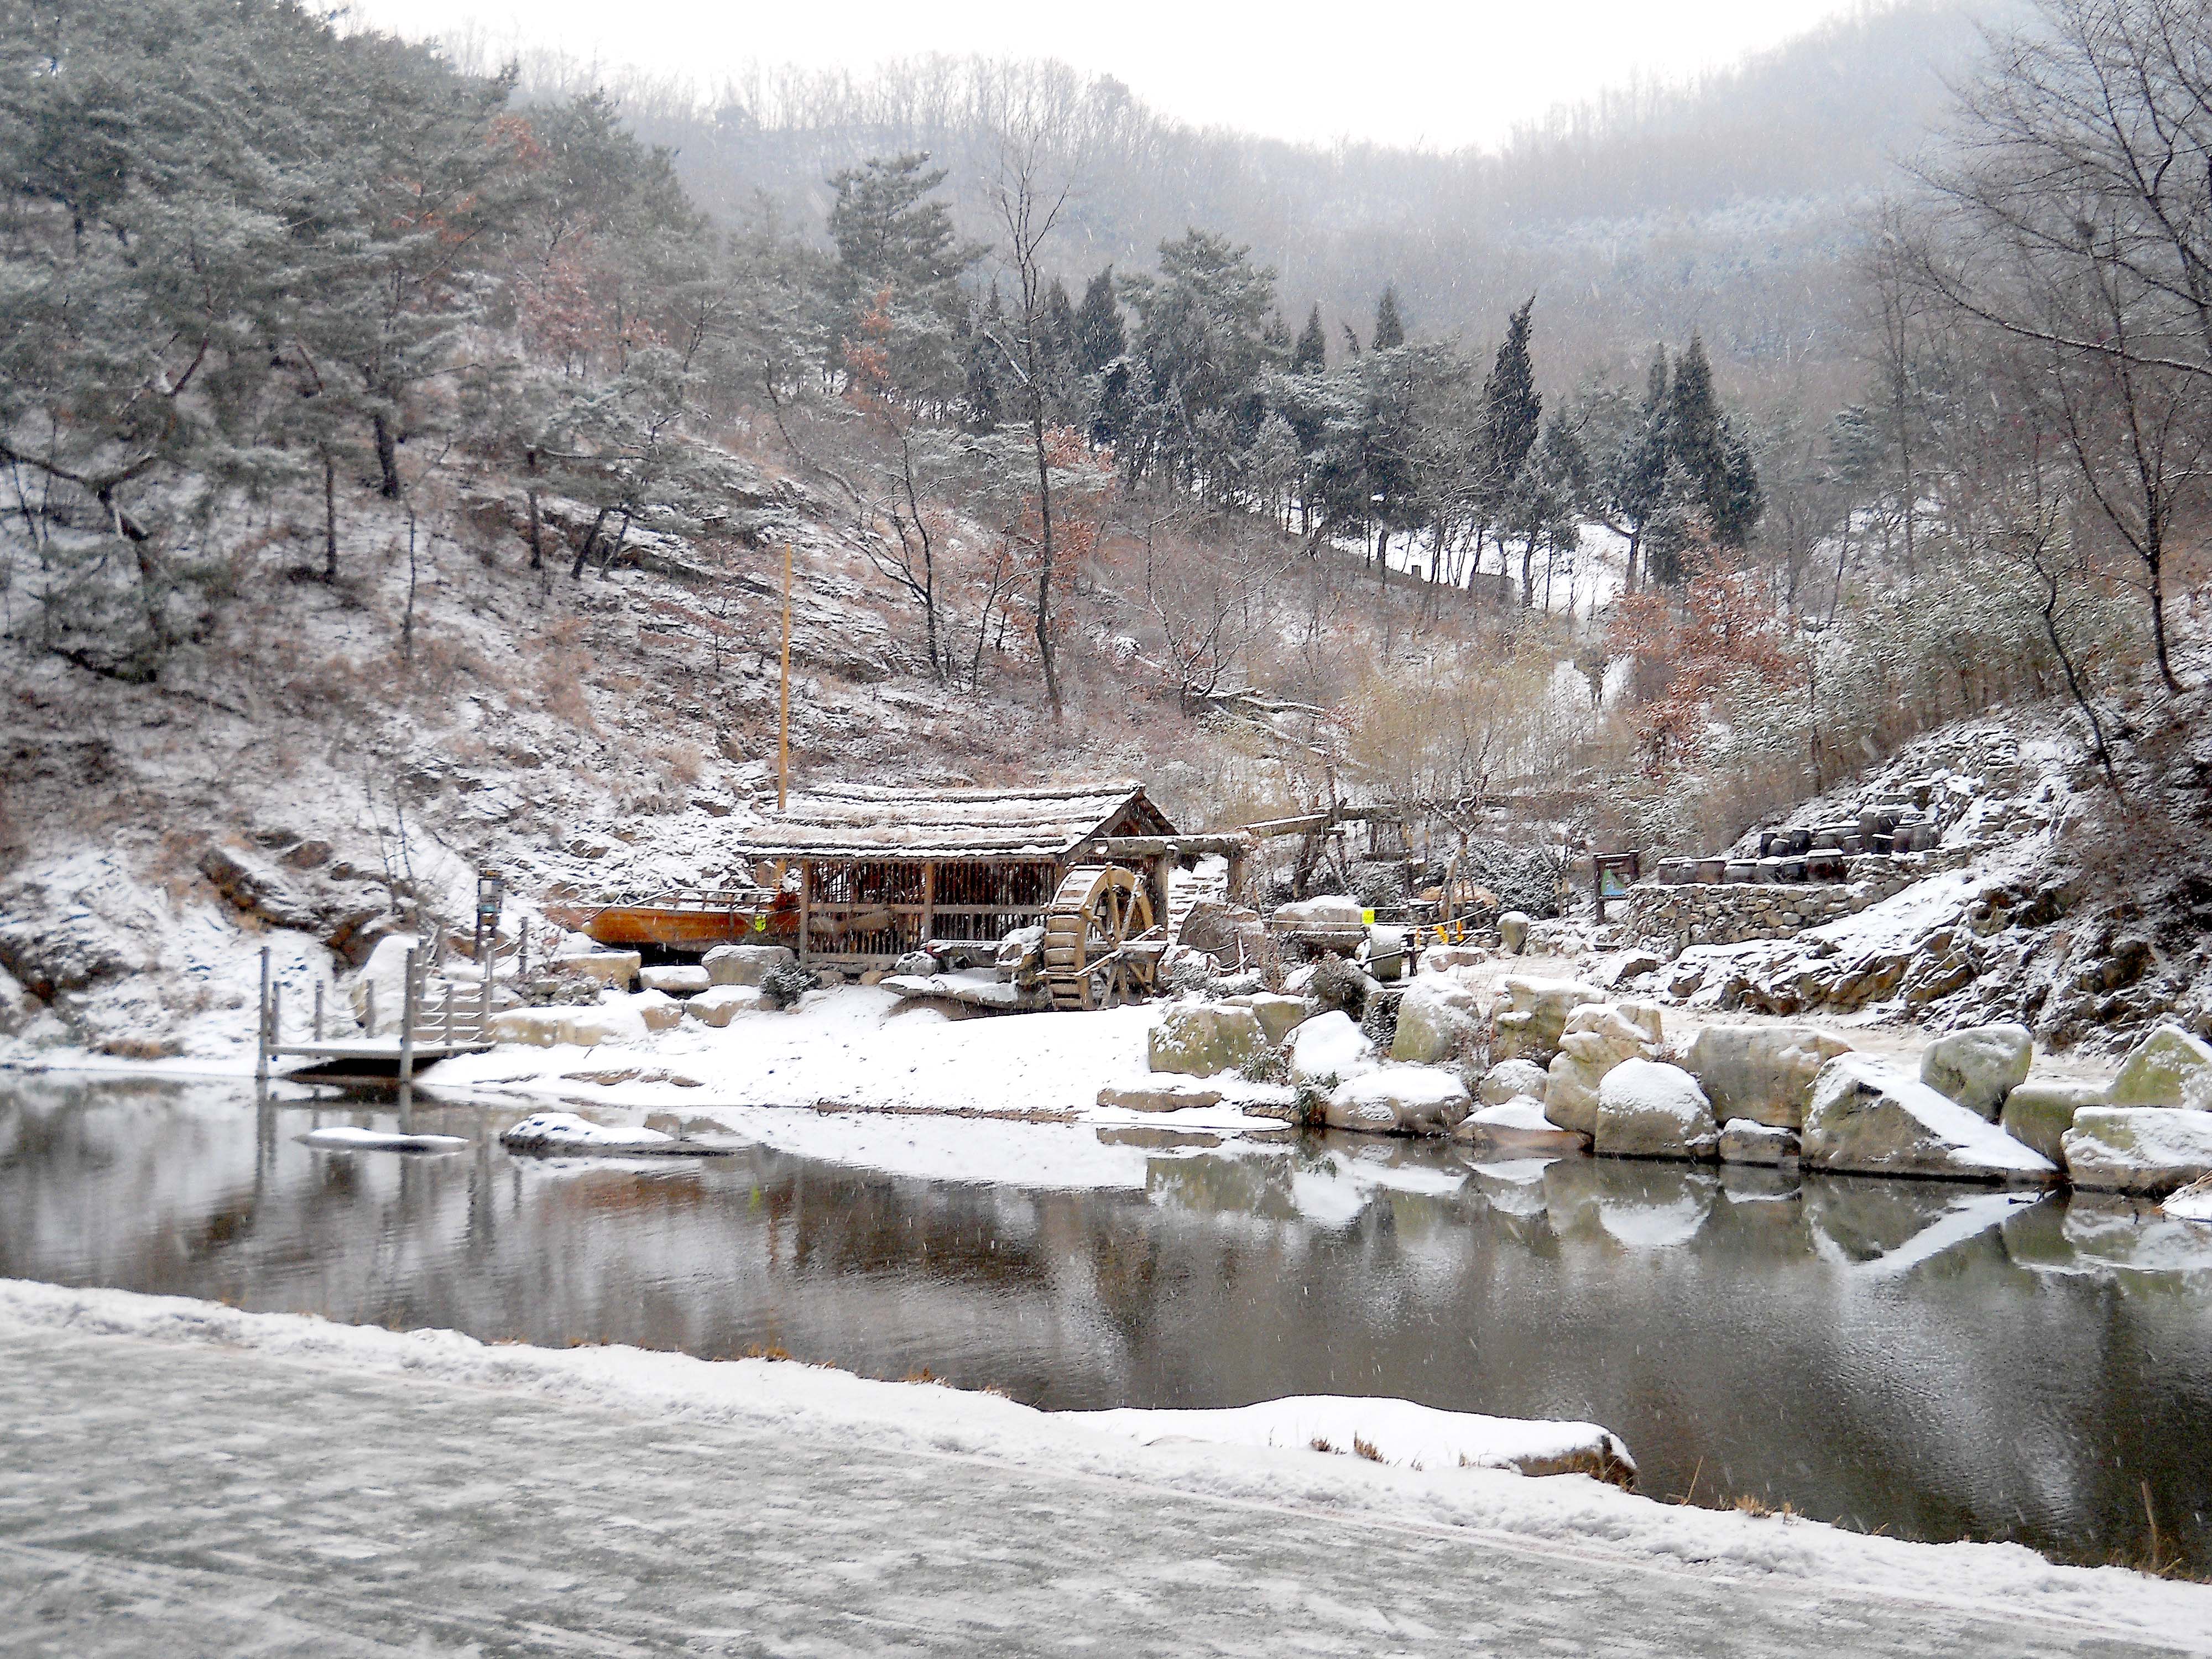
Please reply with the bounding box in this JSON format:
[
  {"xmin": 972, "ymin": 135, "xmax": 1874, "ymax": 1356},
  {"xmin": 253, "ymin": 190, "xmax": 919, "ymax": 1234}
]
[{"xmin": 1042, "ymin": 865, "xmax": 1159, "ymax": 1011}]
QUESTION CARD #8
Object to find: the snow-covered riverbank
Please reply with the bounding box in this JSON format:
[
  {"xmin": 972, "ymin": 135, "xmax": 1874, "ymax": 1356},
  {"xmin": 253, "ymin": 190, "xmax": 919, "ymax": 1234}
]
[{"xmin": 2, "ymin": 1277, "xmax": 2205, "ymax": 1655}]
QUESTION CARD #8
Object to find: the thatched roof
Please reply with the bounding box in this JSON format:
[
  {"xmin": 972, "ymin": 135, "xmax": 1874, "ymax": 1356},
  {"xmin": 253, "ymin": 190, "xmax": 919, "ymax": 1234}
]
[{"xmin": 740, "ymin": 781, "xmax": 1178, "ymax": 861}]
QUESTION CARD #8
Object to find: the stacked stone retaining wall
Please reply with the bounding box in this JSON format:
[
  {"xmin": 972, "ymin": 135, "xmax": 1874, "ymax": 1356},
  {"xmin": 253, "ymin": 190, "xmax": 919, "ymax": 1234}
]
[{"xmin": 1621, "ymin": 848, "xmax": 1977, "ymax": 951}]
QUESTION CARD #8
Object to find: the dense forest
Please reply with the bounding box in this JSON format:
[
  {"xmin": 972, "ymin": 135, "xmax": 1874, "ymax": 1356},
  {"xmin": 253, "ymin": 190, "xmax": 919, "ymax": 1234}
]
[{"xmin": 0, "ymin": 0, "xmax": 2203, "ymax": 864}]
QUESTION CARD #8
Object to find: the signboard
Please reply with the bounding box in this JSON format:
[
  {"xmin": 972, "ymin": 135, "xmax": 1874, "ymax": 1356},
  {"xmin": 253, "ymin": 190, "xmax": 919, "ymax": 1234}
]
[{"xmin": 1591, "ymin": 853, "xmax": 1641, "ymax": 923}]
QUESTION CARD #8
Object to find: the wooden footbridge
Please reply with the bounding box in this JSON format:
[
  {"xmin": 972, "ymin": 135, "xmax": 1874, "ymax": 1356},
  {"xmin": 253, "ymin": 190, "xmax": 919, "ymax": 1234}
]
[{"xmin": 254, "ymin": 943, "xmax": 491, "ymax": 1083}]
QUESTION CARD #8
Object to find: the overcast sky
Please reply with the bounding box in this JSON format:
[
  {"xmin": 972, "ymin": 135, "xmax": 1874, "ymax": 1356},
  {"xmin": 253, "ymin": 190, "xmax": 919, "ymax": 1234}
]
[{"xmin": 352, "ymin": 0, "xmax": 1874, "ymax": 152}]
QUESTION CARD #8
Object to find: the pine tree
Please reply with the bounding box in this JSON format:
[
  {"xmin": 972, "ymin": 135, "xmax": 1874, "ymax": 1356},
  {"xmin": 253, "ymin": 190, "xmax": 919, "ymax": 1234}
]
[
  {"xmin": 1371, "ymin": 286, "xmax": 1405, "ymax": 349},
  {"xmin": 1604, "ymin": 345, "xmax": 1672, "ymax": 592},
  {"xmin": 1472, "ymin": 298, "xmax": 1542, "ymax": 568},
  {"xmin": 964, "ymin": 280, "xmax": 1006, "ymax": 431},
  {"xmin": 1293, "ymin": 304, "xmax": 1327, "ymax": 374},
  {"xmin": 1667, "ymin": 332, "xmax": 1728, "ymax": 517},
  {"xmin": 1071, "ymin": 267, "xmax": 1124, "ymax": 376}
]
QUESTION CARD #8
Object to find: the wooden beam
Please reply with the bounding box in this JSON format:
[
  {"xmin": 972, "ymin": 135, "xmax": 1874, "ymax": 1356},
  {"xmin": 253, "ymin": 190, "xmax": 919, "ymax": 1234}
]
[
  {"xmin": 797, "ymin": 860, "xmax": 811, "ymax": 967},
  {"xmin": 919, "ymin": 862, "xmax": 935, "ymax": 948},
  {"xmin": 1074, "ymin": 833, "xmax": 1251, "ymax": 858}
]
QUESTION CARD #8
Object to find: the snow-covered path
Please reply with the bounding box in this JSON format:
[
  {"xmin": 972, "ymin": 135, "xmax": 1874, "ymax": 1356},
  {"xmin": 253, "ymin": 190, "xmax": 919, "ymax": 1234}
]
[{"xmin": 2, "ymin": 1296, "xmax": 2194, "ymax": 1656}]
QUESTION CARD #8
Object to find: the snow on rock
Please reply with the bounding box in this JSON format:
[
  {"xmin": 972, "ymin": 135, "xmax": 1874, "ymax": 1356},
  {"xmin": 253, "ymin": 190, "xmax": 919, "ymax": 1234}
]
[
  {"xmin": 632, "ymin": 989, "xmax": 686, "ymax": 1032},
  {"xmin": 555, "ymin": 1001, "xmax": 650, "ymax": 1048},
  {"xmin": 1491, "ymin": 977, "xmax": 1604, "ymax": 1067},
  {"xmin": 553, "ymin": 951, "xmax": 641, "ymax": 992},
  {"xmin": 686, "ymin": 985, "xmax": 764, "ymax": 1027},
  {"xmin": 1478, "ymin": 1058, "xmax": 1550, "ymax": 1104},
  {"xmin": 487, "ymin": 1007, "xmax": 568, "ymax": 1047},
  {"xmin": 1273, "ymin": 895, "xmax": 1365, "ymax": 931},
  {"xmin": 1593, "ymin": 1059, "xmax": 1719, "ymax": 1160},
  {"xmin": 703, "ymin": 943, "xmax": 797, "ymax": 987},
  {"xmin": 2109, "ymin": 1024, "xmax": 2212, "ymax": 1109},
  {"xmin": 498, "ymin": 1112, "xmax": 675, "ymax": 1153},
  {"xmin": 1389, "ymin": 976, "xmax": 1481, "ymax": 1064},
  {"xmin": 1542, "ymin": 1002, "xmax": 1662, "ymax": 1135},
  {"xmin": 348, "ymin": 933, "xmax": 422, "ymax": 1026},
  {"xmin": 1919, "ymin": 1023, "xmax": 2034, "ymax": 1120},
  {"xmin": 639, "ymin": 966, "xmax": 709, "ymax": 997},
  {"xmin": 1452, "ymin": 1097, "xmax": 1586, "ymax": 1155},
  {"xmin": 1717, "ymin": 1119, "xmax": 1799, "ymax": 1165},
  {"xmin": 1081, "ymin": 1395, "xmax": 1635, "ymax": 1485},
  {"xmin": 1324, "ymin": 1066, "xmax": 1471, "ymax": 1136},
  {"xmin": 1147, "ymin": 1003, "xmax": 1267, "ymax": 1077},
  {"xmin": 1685, "ymin": 1024, "xmax": 1854, "ymax": 1131},
  {"xmin": 2062, "ymin": 1108, "xmax": 2212, "ymax": 1196},
  {"xmin": 1286, "ymin": 1009, "xmax": 1377, "ymax": 1090},
  {"xmin": 1220, "ymin": 992, "xmax": 1306, "ymax": 1046},
  {"xmin": 300, "ymin": 1126, "xmax": 468, "ymax": 1153},
  {"xmin": 1801, "ymin": 1055, "xmax": 2058, "ymax": 1184},
  {"xmin": 2000, "ymin": 1079, "xmax": 2106, "ymax": 1166}
]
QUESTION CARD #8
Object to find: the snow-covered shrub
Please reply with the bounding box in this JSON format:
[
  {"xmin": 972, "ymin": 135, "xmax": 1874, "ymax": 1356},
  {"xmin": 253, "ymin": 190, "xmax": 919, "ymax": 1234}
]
[
  {"xmin": 1360, "ymin": 987, "xmax": 1402, "ymax": 1050},
  {"xmin": 760, "ymin": 962, "xmax": 814, "ymax": 1009},
  {"xmin": 1306, "ymin": 954, "xmax": 1370, "ymax": 1020}
]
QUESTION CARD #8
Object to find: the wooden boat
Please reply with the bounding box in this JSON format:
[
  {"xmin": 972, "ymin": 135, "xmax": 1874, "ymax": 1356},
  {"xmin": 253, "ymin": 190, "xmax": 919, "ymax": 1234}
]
[{"xmin": 542, "ymin": 890, "xmax": 798, "ymax": 951}]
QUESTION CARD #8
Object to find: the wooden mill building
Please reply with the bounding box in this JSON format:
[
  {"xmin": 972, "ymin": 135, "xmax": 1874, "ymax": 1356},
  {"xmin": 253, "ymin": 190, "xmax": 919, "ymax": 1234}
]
[{"xmin": 739, "ymin": 781, "xmax": 1248, "ymax": 999}]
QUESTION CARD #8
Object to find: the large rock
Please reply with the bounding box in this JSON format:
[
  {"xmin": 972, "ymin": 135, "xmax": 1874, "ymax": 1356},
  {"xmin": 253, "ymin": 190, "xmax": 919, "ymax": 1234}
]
[
  {"xmin": 0, "ymin": 964, "xmax": 40, "ymax": 1037},
  {"xmin": 1324, "ymin": 1066, "xmax": 1472, "ymax": 1136},
  {"xmin": 1419, "ymin": 946, "xmax": 1488, "ymax": 974},
  {"xmin": 1498, "ymin": 910, "xmax": 1530, "ymax": 954},
  {"xmin": 639, "ymin": 965, "xmax": 710, "ymax": 997},
  {"xmin": 994, "ymin": 924, "xmax": 1045, "ymax": 983},
  {"xmin": 1542, "ymin": 1002, "xmax": 1662, "ymax": 1135},
  {"xmin": 1452, "ymin": 1096, "xmax": 1588, "ymax": 1155},
  {"xmin": 486, "ymin": 1007, "xmax": 567, "ymax": 1047},
  {"xmin": 1390, "ymin": 977, "xmax": 1481, "ymax": 1064},
  {"xmin": 2062, "ymin": 1108, "xmax": 2212, "ymax": 1195},
  {"xmin": 1801, "ymin": 1055, "xmax": 2058, "ymax": 1184},
  {"xmin": 1178, "ymin": 899, "xmax": 1266, "ymax": 969},
  {"xmin": 1477, "ymin": 1058, "xmax": 1550, "ymax": 1106},
  {"xmin": 1274, "ymin": 895, "xmax": 1365, "ymax": 931},
  {"xmin": 1097, "ymin": 1083, "xmax": 1225, "ymax": 1113},
  {"xmin": 1148, "ymin": 1003, "xmax": 1267, "ymax": 1077},
  {"xmin": 1919, "ymin": 1022, "xmax": 2033, "ymax": 1120},
  {"xmin": 1718, "ymin": 1119, "xmax": 1799, "ymax": 1165},
  {"xmin": 703, "ymin": 943, "xmax": 797, "ymax": 988},
  {"xmin": 1221, "ymin": 992, "xmax": 1308, "ymax": 1046},
  {"xmin": 1593, "ymin": 1060, "xmax": 1719, "ymax": 1161},
  {"xmin": 2109, "ymin": 1023, "xmax": 2212, "ymax": 1109},
  {"xmin": 555, "ymin": 1003, "xmax": 650, "ymax": 1048},
  {"xmin": 1492, "ymin": 976, "xmax": 1604, "ymax": 1067},
  {"xmin": 554, "ymin": 951, "xmax": 641, "ymax": 992},
  {"xmin": 1999, "ymin": 1079, "xmax": 2106, "ymax": 1166},
  {"xmin": 630, "ymin": 990, "xmax": 685, "ymax": 1034},
  {"xmin": 686, "ymin": 985, "xmax": 762, "ymax": 1027},
  {"xmin": 1684, "ymin": 1024, "xmax": 1854, "ymax": 1131},
  {"xmin": 1286, "ymin": 1009, "xmax": 1378, "ymax": 1090}
]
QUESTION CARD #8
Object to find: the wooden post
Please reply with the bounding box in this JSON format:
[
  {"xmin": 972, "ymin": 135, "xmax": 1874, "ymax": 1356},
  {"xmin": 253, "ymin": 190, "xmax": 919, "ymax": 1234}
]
[
  {"xmin": 796, "ymin": 859, "xmax": 811, "ymax": 967},
  {"xmin": 519, "ymin": 919, "xmax": 530, "ymax": 985},
  {"xmin": 1147, "ymin": 853, "xmax": 1175, "ymax": 937},
  {"xmin": 481, "ymin": 938, "xmax": 494, "ymax": 1039},
  {"xmin": 919, "ymin": 862, "xmax": 936, "ymax": 951},
  {"xmin": 270, "ymin": 982, "xmax": 283, "ymax": 1055},
  {"xmin": 778, "ymin": 541, "xmax": 792, "ymax": 813},
  {"xmin": 313, "ymin": 982, "xmax": 325, "ymax": 1042},
  {"xmin": 255, "ymin": 947, "xmax": 271, "ymax": 1082},
  {"xmin": 399, "ymin": 946, "xmax": 418, "ymax": 1086},
  {"xmin": 364, "ymin": 979, "xmax": 377, "ymax": 1037},
  {"xmin": 441, "ymin": 983, "xmax": 455, "ymax": 1043}
]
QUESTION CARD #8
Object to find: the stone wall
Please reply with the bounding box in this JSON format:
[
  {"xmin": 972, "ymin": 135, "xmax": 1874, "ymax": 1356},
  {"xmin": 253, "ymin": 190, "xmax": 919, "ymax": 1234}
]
[{"xmin": 1620, "ymin": 848, "xmax": 1977, "ymax": 951}]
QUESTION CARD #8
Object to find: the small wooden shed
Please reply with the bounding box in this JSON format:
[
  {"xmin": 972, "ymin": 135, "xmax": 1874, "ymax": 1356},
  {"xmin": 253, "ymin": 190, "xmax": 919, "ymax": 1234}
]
[{"xmin": 740, "ymin": 780, "xmax": 1247, "ymax": 1003}]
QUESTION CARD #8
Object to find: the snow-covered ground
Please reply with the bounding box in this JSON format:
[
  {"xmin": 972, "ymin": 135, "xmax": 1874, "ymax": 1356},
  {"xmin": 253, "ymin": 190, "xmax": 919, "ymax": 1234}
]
[{"xmin": 2, "ymin": 1277, "xmax": 2205, "ymax": 1655}]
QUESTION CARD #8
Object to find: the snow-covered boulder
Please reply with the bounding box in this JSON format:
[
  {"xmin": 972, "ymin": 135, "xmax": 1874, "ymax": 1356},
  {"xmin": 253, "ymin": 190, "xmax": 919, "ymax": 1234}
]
[
  {"xmin": 1718, "ymin": 1118, "xmax": 1799, "ymax": 1165},
  {"xmin": 1919, "ymin": 1022, "xmax": 2033, "ymax": 1120},
  {"xmin": 1477, "ymin": 1058, "xmax": 1550, "ymax": 1105},
  {"xmin": 1801, "ymin": 1055, "xmax": 2058, "ymax": 1183},
  {"xmin": 1389, "ymin": 976, "xmax": 1480, "ymax": 1063},
  {"xmin": 1999, "ymin": 1079, "xmax": 2106, "ymax": 1166},
  {"xmin": 554, "ymin": 951, "xmax": 641, "ymax": 992},
  {"xmin": 555, "ymin": 1002, "xmax": 650, "ymax": 1048},
  {"xmin": 1097, "ymin": 1082, "xmax": 1225, "ymax": 1113},
  {"xmin": 2109, "ymin": 1023, "xmax": 2212, "ymax": 1109},
  {"xmin": 630, "ymin": 989, "xmax": 685, "ymax": 1033},
  {"xmin": 1286, "ymin": 1009, "xmax": 1378, "ymax": 1091},
  {"xmin": 1419, "ymin": 945, "xmax": 1487, "ymax": 974},
  {"xmin": 686, "ymin": 985, "xmax": 762, "ymax": 1027},
  {"xmin": 1451, "ymin": 1096, "xmax": 1586, "ymax": 1155},
  {"xmin": 498, "ymin": 1112, "xmax": 673, "ymax": 1153},
  {"xmin": 893, "ymin": 950, "xmax": 941, "ymax": 978},
  {"xmin": 1147, "ymin": 1003, "xmax": 1266, "ymax": 1077},
  {"xmin": 1324, "ymin": 1066, "xmax": 1472, "ymax": 1136},
  {"xmin": 1274, "ymin": 894, "xmax": 1365, "ymax": 931},
  {"xmin": 1492, "ymin": 975, "xmax": 1604, "ymax": 1067},
  {"xmin": 486, "ymin": 1006, "xmax": 567, "ymax": 1048},
  {"xmin": 1684, "ymin": 1023, "xmax": 1853, "ymax": 1131},
  {"xmin": 993, "ymin": 925, "xmax": 1045, "ymax": 982},
  {"xmin": 1498, "ymin": 910, "xmax": 1530, "ymax": 954},
  {"xmin": 1593, "ymin": 1059, "xmax": 1719, "ymax": 1160},
  {"xmin": 2062, "ymin": 1108, "xmax": 2212, "ymax": 1195},
  {"xmin": 1220, "ymin": 992, "xmax": 1306, "ymax": 1046},
  {"xmin": 1542, "ymin": 1002, "xmax": 1662, "ymax": 1135},
  {"xmin": 639, "ymin": 966, "xmax": 709, "ymax": 998},
  {"xmin": 702, "ymin": 943, "xmax": 796, "ymax": 988}
]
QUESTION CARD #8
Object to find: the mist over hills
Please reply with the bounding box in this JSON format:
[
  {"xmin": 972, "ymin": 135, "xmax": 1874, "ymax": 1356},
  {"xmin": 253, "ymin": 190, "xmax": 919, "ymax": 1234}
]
[{"xmin": 467, "ymin": 1, "xmax": 2002, "ymax": 396}]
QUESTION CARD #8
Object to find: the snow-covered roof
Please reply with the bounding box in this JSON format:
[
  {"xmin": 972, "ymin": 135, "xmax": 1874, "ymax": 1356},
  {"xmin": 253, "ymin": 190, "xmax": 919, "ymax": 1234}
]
[{"xmin": 740, "ymin": 781, "xmax": 1178, "ymax": 861}]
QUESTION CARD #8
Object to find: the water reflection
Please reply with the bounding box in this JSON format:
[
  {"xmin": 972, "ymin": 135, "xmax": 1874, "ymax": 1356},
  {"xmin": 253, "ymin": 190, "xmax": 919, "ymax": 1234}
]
[{"xmin": 2, "ymin": 1073, "xmax": 2209, "ymax": 1573}]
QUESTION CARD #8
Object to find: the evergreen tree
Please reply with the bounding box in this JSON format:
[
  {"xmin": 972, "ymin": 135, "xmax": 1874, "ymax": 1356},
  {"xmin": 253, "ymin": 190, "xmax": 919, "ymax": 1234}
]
[
  {"xmin": 1472, "ymin": 298, "xmax": 1542, "ymax": 544},
  {"xmin": 824, "ymin": 152, "xmax": 978, "ymax": 380},
  {"xmin": 1603, "ymin": 345, "xmax": 1672, "ymax": 591},
  {"xmin": 1372, "ymin": 286, "xmax": 1406, "ymax": 349},
  {"xmin": 1667, "ymin": 332, "xmax": 1728, "ymax": 512},
  {"xmin": 1712, "ymin": 416, "xmax": 1766, "ymax": 548},
  {"xmin": 1071, "ymin": 267, "xmax": 1125, "ymax": 376},
  {"xmin": 963, "ymin": 280, "xmax": 1006, "ymax": 431},
  {"xmin": 1293, "ymin": 304, "xmax": 1327, "ymax": 374}
]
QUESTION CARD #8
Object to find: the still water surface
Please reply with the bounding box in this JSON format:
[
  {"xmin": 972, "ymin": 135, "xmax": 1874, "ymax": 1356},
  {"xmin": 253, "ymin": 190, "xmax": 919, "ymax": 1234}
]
[{"xmin": 4, "ymin": 1073, "xmax": 2210, "ymax": 1572}]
